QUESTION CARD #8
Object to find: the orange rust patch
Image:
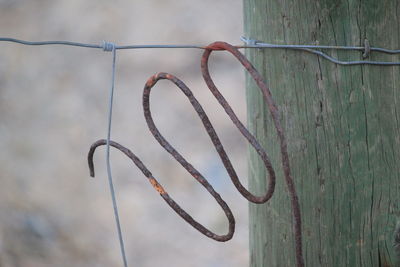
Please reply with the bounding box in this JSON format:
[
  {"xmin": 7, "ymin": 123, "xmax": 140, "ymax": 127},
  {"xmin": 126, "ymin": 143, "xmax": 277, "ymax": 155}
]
[
  {"xmin": 149, "ymin": 177, "xmax": 166, "ymax": 194},
  {"xmin": 205, "ymin": 42, "xmax": 226, "ymax": 51},
  {"xmin": 145, "ymin": 77, "xmax": 155, "ymax": 87}
]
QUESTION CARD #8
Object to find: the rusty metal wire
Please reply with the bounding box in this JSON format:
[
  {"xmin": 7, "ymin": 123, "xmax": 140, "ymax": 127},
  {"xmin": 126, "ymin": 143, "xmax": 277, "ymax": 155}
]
[
  {"xmin": 5, "ymin": 35, "xmax": 400, "ymax": 267},
  {"xmin": 143, "ymin": 72, "xmax": 276, "ymax": 204},
  {"xmin": 3, "ymin": 34, "xmax": 400, "ymax": 267},
  {"xmin": 0, "ymin": 36, "xmax": 305, "ymax": 265},
  {"xmin": 203, "ymin": 42, "xmax": 303, "ymax": 267},
  {"xmin": 88, "ymin": 42, "xmax": 304, "ymax": 267},
  {"xmin": 88, "ymin": 139, "xmax": 235, "ymax": 242}
]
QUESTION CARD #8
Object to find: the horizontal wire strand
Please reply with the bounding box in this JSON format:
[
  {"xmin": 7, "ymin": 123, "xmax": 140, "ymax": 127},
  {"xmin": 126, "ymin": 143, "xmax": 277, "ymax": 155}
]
[
  {"xmin": 0, "ymin": 36, "xmax": 398, "ymax": 53},
  {"xmin": 240, "ymin": 36, "xmax": 400, "ymax": 65},
  {"xmin": 0, "ymin": 37, "xmax": 207, "ymax": 49},
  {"xmin": 240, "ymin": 36, "xmax": 400, "ymax": 53},
  {"xmin": 2, "ymin": 36, "xmax": 400, "ymax": 65}
]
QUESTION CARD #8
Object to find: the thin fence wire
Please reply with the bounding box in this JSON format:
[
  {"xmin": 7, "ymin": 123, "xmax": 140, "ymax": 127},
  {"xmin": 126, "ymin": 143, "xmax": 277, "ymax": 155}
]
[
  {"xmin": 1, "ymin": 35, "xmax": 400, "ymax": 267},
  {"xmin": 240, "ymin": 36, "xmax": 400, "ymax": 65},
  {"xmin": 1, "ymin": 36, "xmax": 400, "ymax": 65},
  {"xmin": 103, "ymin": 43, "xmax": 128, "ymax": 267}
]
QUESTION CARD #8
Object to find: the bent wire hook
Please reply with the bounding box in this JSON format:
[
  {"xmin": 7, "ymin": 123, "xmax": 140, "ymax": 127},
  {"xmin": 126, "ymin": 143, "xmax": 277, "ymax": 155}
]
[
  {"xmin": 88, "ymin": 139, "xmax": 235, "ymax": 242},
  {"xmin": 88, "ymin": 41, "xmax": 304, "ymax": 266}
]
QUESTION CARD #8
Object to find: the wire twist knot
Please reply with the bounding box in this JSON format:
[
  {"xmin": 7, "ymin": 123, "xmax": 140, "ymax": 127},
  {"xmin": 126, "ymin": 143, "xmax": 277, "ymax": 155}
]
[{"xmin": 102, "ymin": 41, "xmax": 116, "ymax": 52}]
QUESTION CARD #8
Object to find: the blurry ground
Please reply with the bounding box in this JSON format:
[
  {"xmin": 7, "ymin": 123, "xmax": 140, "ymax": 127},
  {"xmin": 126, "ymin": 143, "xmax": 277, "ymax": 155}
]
[{"xmin": 0, "ymin": 1, "xmax": 249, "ymax": 267}]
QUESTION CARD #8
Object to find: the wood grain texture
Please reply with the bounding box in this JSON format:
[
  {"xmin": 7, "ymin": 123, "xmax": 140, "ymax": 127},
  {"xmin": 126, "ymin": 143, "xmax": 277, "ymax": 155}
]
[{"xmin": 244, "ymin": 0, "xmax": 400, "ymax": 266}]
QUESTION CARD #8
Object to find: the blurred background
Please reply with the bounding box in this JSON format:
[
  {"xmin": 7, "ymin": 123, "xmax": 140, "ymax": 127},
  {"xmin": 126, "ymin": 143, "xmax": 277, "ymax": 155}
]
[{"xmin": 0, "ymin": 0, "xmax": 249, "ymax": 266}]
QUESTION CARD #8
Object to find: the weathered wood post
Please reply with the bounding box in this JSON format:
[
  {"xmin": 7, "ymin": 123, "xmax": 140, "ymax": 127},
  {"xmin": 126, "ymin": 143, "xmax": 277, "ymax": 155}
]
[{"xmin": 244, "ymin": 0, "xmax": 400, "ymax": 266}]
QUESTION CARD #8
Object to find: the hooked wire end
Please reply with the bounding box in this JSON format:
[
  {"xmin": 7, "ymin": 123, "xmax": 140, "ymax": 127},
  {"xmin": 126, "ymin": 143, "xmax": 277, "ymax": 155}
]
[{"xmin": 88, "ymin": 139, "xmax": 107, "ymax": 178}]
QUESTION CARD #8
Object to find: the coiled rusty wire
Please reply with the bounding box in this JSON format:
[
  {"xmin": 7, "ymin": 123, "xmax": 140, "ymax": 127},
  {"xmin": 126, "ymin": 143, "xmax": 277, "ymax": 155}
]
[{"xmin": 88, "ymin": 41, "xmax": 304, "ymax": 267}]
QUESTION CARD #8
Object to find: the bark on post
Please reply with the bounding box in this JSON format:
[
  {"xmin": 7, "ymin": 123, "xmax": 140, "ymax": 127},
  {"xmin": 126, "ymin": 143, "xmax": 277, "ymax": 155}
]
[{"xmin": 244, "ymin": 0, "xmax": 400, "ymax": 266}]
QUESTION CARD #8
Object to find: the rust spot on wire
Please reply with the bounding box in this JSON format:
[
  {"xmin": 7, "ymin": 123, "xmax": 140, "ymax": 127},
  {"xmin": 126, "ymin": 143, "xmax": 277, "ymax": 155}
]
[
  {"xmin": 88, "ymin": 41, "xmax": 303, "ymax": 266},
  {"xmin": 149, "ymin": 177, "xmax": 166, "ymax": 195},
  {"xmin": 204, "ymin": 42, "xmax": 226, "ymax": 51}
]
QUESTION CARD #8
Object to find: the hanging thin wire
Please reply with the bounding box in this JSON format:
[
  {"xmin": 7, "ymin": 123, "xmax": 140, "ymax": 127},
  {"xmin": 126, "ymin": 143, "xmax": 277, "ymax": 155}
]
[{"xmin": 103, "ymin": 42, "xmax": 128, "ymax": 267}]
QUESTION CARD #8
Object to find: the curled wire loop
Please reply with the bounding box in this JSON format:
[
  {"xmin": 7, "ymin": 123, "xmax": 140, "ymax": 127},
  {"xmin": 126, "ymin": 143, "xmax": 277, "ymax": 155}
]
[
  {"xmin": 88, "ymin": 41, "xmax": 304, "ymax": 266},
  {"xmin": 88, "ymin": 139, "xmax": 235, "ymax": 242},
  {"xmin": 202, "ymin": 42, "xmax": 304, "ymax": 267},
  {"xmin": 201, "ymin": 45, "xmax": 276, "ymax": 204},
  {"xmin": 144, "ymin": 72, "xmax": 275, "ymax": 204}
]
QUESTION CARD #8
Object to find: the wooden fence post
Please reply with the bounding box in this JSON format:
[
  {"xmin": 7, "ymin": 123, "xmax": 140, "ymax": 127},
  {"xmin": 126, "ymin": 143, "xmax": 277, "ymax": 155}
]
[{"xmin": 244, "ymin": 0, "xmax": 400, "ymax": 266}]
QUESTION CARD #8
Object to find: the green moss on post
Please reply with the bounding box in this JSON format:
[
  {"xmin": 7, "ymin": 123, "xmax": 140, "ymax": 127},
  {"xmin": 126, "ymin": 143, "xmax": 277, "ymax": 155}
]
[{"xmin": 244, "ymin": 0, "xmax": 400, "ymax": 266}]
